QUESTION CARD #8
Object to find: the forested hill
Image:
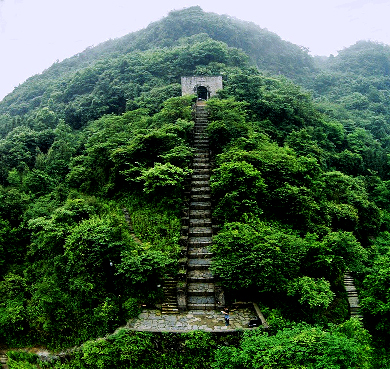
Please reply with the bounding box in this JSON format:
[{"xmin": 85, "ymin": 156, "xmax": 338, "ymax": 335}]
[
  {"xmin": 2, "ymin": 6, "xmax": 390, "ymax": 368},
  {"xmin": 0, "ymin": 6, "xmax": 313, "ymax": 121}
]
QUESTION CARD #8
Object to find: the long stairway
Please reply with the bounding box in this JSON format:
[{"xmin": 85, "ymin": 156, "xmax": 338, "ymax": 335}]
[
  {"xmin": 186, "ymin": 102, "xmax": 216, "ymax": 310},
  {"xmin": 123, "ymin": 208, "xmax": 179, "ymax": 314},
  {"xmin": 161, "ymin": 275, "xmax": 179, "ymax": 314},
  {"xmin": 0, "ymin": 354, "xmax": 7, "ymax": 369},
  {"xmin": 344, "ymin": 272, "xmax": 363, "ymax": 324}
]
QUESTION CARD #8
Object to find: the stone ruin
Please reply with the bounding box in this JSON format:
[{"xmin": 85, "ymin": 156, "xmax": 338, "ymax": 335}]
[{"xmin": 181, "ymin": 76, "xmax": 223, "ymax": 100}]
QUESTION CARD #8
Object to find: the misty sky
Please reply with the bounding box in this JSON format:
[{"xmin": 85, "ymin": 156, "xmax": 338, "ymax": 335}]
[{"xmin": 1, "ymin": 0, "xmax": 390, "ymax": 101}]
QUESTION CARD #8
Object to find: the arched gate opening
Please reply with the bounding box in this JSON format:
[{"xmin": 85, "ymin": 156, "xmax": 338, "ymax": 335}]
[{"xmin": 197, "ymin": 86, "xmax": 208, "ymax": 100}]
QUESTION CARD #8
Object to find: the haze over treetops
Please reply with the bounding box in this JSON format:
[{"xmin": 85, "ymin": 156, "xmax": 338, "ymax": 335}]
[{"xmin": 1, "ymin": 6, "xmax": 390, "ymax": 368}]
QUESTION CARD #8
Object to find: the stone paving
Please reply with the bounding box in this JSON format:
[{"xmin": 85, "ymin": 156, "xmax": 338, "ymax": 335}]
[{"xmin": 126, "ymin": 306, "xmax": 259, "ymax": 332}]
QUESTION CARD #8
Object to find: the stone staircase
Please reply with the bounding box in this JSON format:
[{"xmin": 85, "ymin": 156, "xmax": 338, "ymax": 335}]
[
  {"xmin": 344, "ymin": 272, "xmax": 363, "ymax": 323},
  {"xmin": 122, "ymin": 208, "xmax": 179, "ymax": 314},
  {"xmin": 186, "ymin": 102, "xmax": 216, "ymax": 310},
  {"xmin": 0, "ymin": 353, "xmax": 7, "ymax": 369},
  {"xmin": 161, "ymin": 275, "xmax": 179, "ymax": 314}
]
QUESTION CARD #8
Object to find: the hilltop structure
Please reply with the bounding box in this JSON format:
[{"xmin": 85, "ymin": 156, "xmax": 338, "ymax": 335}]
[{"xmin": 181, "ymin": 76, "xmax": 223, "ymax": 100}]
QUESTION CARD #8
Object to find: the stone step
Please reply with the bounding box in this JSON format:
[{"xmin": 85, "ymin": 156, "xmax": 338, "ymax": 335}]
[
  {"xmin": 190, "ymin": 201, "xmax": 211, "ymax": 210},
  {"xmin": 188, "ymin": 258, "xmax": 212, "ymax": 270},
  {"xmin": 195, "ymin": 147, "xmax": 209, "ymax": 153},
  {"xmin": 164, "ymin": 300, "xmax": 177, "ymax": 305},
  {"xmin": 187, "ymin": 282, "xmax": 215, "ymax": 296},
  {"xmin": 161, "ymin": 299, "xmax": 177, "ymax": 308},
  {"xmin": 164, "ymin": 278, "xmax": 177, "ymax": 283},
  {"xmin": 194, "ymin": 144, "xmax": 209, "ymax": 148},
  {"xmin": 187, "ymin": 269, "xmax": 214, "ymax": 282},
  {"xmin": 194, "ymin": 141, "xmax": 209, "ymax": 145},
  {"xmin": 189, "ymin": 227, "xmax": 213, "ymax": 237},
  {"xmin": 191, "ymin": 185, "xmax": 210, "ymax": 192},
  {"xmin": 191, "ymin": 194, "xmax": 211, "ymax": 201},
  {"xmin": 193, "ymin": 158, "xmax": 209, "ymax": 163},
  {"xmin": 189, "ymin": 186, "xmax": 211, "ymax": 194},
  {"xmin": 181, "ymin": 226, "xmax": 189, "ymax": 236},
  {"xmin": 164, "ymin": 298, "xmax": 177, "ymax": 304},
  {"xmin": 345, "ymin": 286, "xmax": 356, "ymax": 290},
  {"xmin": 193, "ymin": 162, "xmax": 210, "ymax": 168},
  {"xmin": 193, "ymin": 158, "xmax": 209, "ymax": 165},
  {"xmin": 187, "ymin": 304, "xmax": 215, "ymax": 310},
  {"xmin": 181, "ymin": 216, "xmax": 189, "ymax": 226},
  {"xmin": 193, "ymin": 166, "xmax": 210, "ymax": 172},
  {"xmin": 194, "ymin": 150, "xmax": 209, "ymax": 155},
  {"xmin": 162, "ymin": 302, "xmax": 178, "ymax": 307},
  {"xmin": 191, "ymin": 180, "xmax": 210, "ymax": 187},
  {"xmin": 194, "ymin": 127, "xmax": 208, "ymax": 131},
  {"xmin": 192, "ymin": 173, "xmax": 210, "ymax": 178},
  {"xmin": 190, "ymin": 218, "xmax": 212, "ymax": 227},
  {"xmin": 161, "ymin": 308, "xmax": 179, "ymax": 314},
  {"xmin": 192, "ymin": 168, "xmax": 210, "ymax": 175},
  {"xmin": 188, "ymin": 236, "xmax": 212, "ymax": 247},
  {"xmin": 163, "ymin": 289, "xmax": 177, "ymax": 295},
  {"xmin": 188, "ymin": 248, "xmax": 213, "ymax": 258},
  {"xmin": 191, "ymin": 193, "xmax": 210, "ymax": 200},
  {"xmin": 189, "ymin": 209, "xmax": 212, "ymax": 218},
  {"xmin": 164, "ymin": 282, "xmax": 178, "ymax": 287},
  {"xmin": 179, "ymin": 235, "xmax": 188, "ymax": 247},
  {"xmin": 191, "ymin": 187, "xmax": 211, "ymax": 194}
]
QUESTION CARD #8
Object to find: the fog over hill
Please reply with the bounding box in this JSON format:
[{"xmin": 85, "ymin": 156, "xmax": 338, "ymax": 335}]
[
  {"xmin": 1, "ymin": 6, "xmax": 390, "ymax": 367},
  {"xmin": 2, "ymin": 0, "xmax": 390, "ymax": 100}
]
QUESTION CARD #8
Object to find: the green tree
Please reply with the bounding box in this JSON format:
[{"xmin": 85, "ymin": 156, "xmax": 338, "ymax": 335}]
[
  {"xmin": 211, "ymin": 160, "xmax": 266, "ymax": 222},
  {"xmin": 213, "ymin": 320, "xmax": 372, "ymax": 369},
  {"xmin": 211, "ymin": 221, "xmax": 307, "ymax": 293}
]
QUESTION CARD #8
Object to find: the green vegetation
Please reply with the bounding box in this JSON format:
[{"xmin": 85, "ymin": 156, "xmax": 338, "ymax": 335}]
[{"xmin": 1, "ymin": 5, "xmax": 390, "ymax": 368}]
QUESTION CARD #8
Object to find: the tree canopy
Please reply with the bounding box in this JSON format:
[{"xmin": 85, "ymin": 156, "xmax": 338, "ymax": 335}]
[{"xmin": 1, "ymin": 5, "xmax": 390, "ymax": 368}]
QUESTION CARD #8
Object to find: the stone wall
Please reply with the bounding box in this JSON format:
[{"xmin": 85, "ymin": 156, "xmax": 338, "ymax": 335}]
[{"xmin": 181, "ymin": 76, "xmax": 223, "ymax": 99}]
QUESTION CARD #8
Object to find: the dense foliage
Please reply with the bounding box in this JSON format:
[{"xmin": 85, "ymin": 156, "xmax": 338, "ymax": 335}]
[
  {"xmin": 2, "ymin": 321, "xmax": 373, "ymax": 369},
  {"xmin": 1, "ymin": 5, "xmax": 390, "ymax": 367}
]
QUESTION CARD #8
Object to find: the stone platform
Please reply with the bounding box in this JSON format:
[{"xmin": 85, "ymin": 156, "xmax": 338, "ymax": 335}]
[{"xmin": 127, "ymin": 306, "xmax": 258, "ymax": 332}]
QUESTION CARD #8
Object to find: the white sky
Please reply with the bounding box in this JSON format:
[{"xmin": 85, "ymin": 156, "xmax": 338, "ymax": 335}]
[{"xmin": 1, "ymin": 0, "xmax": 390, "ymax": 101}]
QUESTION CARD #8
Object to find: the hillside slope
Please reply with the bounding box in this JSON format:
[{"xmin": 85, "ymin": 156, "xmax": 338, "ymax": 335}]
[
  {"xmin": 1, "ymin": 6, "xmax": 390, "ymax": 366},
  {"xmin": 0, "ymin": 7, "xmax": 314, "ymax": 121}
]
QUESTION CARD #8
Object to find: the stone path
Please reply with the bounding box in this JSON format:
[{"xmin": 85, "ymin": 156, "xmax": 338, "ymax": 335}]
[
  {"xmin": 0, "ymin": 354, "xmax": 7, "ymax": 369},
  {"xmin": 344, "ymin": 272, "xmax": 363, "ymax": 324},
  {"xmin": 127, "ymin": 305, "xmax": 259, "ymax": 332},
  {"xmin": 185, "ymin": 102, "xmax": 217, "ymax": 310}
]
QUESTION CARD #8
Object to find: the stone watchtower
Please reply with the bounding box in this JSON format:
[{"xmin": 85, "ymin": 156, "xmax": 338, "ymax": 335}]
[{"xmin": 181, "ymin": 76, "xmax": 223, "ymax": 100}]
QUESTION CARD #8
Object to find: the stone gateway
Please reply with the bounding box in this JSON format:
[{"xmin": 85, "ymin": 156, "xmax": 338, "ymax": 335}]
[{"xmin": 181, "ymin": 76, "xmax": 223, "ymax": 100}]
